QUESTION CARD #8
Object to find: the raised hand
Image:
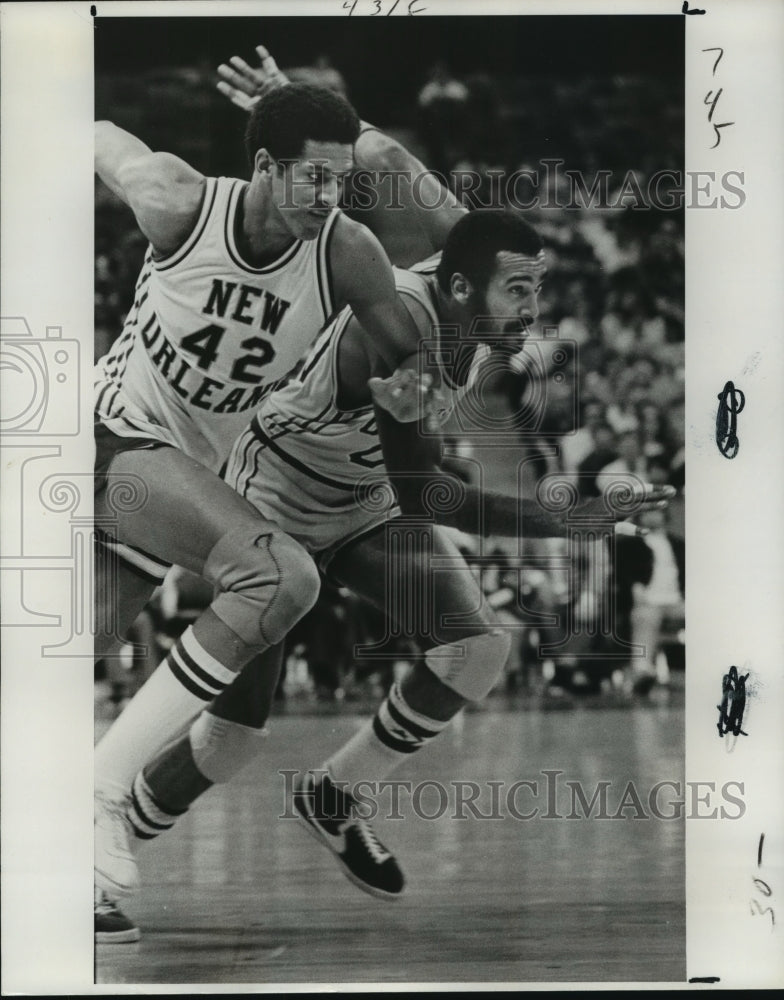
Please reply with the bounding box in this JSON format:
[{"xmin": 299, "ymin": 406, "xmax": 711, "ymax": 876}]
[
  {"xmin": 216, "ymin": 45, "xmax": 289, "ymax": 111},
  {"xmin": 575, "ymin": 482, "xmax": 676, "ymax": 536}
]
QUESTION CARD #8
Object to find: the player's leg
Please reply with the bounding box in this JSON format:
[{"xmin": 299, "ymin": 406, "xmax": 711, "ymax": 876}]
[
  {"xmin": 93, "ymin": 432, "xmax": 172, "ymax": 659},
  {"xmin": 94, "ymin": 535, "xmax": 163, "ymax": 660},
  {"xmin": 126, "ymin": 642, "xmax": 284, "ymax": 846},
  {"xmin": 322, "ymin": 522, "xmax": 507, "ymax": 776},
  {"xmin": 293, "ymin": 523, "xmax": 511, "ymax": 899},
  {"xmin": 96, "ymin": 644, "xmax": 285, "ymax": 944},
  {"xmin": 628, "ymin": 598, "xmax": 665, "ymax": 693},
  {"xmin": 94, "ymin": 445, "xmax": 320, "ymax": 896}
]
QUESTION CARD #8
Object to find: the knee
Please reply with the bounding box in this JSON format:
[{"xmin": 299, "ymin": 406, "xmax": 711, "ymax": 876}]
[
  {"xmin": 263, "ymin": 531, "xmax": 321, "ymax": 635},
  {"xmin": 203, "ymin": 527, "xmax": 320, "ymax": 649}
]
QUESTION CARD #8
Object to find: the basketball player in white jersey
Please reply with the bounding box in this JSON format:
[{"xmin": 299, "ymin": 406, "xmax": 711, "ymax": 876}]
[
  {"xmin": 93, "ymin": 81, "xmax": 451, "ymax": 936},
  {"xmin": 104, "ymin": 211, "xmax": 673, "ymax": 937}
]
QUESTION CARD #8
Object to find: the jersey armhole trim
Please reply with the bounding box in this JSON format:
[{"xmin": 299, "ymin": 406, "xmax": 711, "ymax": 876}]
[
  {"xmin": 331, "ymin": 309, "xmax": 374, "ymax": 415},
  {"xmin": 316, "ymin": 210, "xmax": 339, "ymax": 324},
  {"xmin": 398, "ymin": 285, "xmax": 439, "ymax": 335},
  {"xmin": 153, "ymin": 177, "xmax": 218, "ymax": 272}
]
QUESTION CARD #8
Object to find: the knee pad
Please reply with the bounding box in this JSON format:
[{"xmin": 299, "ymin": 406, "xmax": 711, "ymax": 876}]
[
  {"xmin": 203, "ymin": 528, "xmax": 320, "ymax": 648},
  {"xmin": 189, "ymin": 710, "xmax": 269, "ymax": 784},
  {"xmin": 424, "ymin": 629, "xmax": 512, "ymax": 702}
]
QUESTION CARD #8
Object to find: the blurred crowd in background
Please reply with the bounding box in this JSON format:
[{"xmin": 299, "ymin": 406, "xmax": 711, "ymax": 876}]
[{"xmin": 96, "ymin": 53, "xmax": 685, "ymax": 709}]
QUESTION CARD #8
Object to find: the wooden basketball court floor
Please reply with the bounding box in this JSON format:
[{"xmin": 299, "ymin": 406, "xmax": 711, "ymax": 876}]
[{"xmin": 95, "ymin": 698, "xmax": 685, "ymax": 986}]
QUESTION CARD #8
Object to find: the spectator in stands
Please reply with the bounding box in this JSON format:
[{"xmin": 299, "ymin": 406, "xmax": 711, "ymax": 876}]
[
  {"xmin": 559, "ymin": 400, "xmax": 607, "ymax": 478},
  {"xmin": 626, "ymin": 506, "xmax": 685, "ymax": 692},
  {"xmin": 576, "ymin": 423, "xmax": 618, "ymax": 497},
  {"xmin": 599, "ymin": 429, "xmax": 648, "ymax": 483}
]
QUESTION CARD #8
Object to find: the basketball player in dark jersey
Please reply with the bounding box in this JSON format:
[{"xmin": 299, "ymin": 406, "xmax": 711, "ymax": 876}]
[{"xmin": 102, "ymin": 207, "xmax": 673, "ymax": 938}]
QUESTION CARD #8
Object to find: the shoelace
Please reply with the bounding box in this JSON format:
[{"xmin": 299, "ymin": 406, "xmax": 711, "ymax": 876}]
[{"xmin": 351, "ymin": 815, "xmax": 390, "ymax": 864}]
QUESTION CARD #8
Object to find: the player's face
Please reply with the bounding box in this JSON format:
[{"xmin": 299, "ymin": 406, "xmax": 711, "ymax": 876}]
[
  {"xmin": 474, "ymin": 251, "xmax": 544, "ymax": 349},
  {"xmin": 270, "ymin": 139, "xmax": 354, "ymax": 240}
]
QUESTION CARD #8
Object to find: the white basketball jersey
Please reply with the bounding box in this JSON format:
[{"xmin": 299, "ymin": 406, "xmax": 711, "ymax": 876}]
[
  {"xmin": 95, "ymin": 176, "xmax": 339, "ymax": 472},
  {"xmin": 234, "ymin": 257, "xmax": 490, "ymax": 494}
]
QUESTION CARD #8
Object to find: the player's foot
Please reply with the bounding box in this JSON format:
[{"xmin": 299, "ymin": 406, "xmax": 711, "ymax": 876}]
[
  {"xmin": 95, "ymin": 792, "xmax": 139, "ymax": 897},
  {"xmin": 94, "ymin": 886, "xmax": 140, "ymax": 944},
  {"xmin": 292, "ymin": 771, "xmax": 404, "ymax": 900}
]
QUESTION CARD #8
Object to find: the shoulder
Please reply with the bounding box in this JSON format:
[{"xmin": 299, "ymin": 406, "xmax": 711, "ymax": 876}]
[
  {"xmin": 131, "ymin": 157, "xmax": 208, "ymax": 256},
  {"xmin": 328, "ymin": 214, "xmax": 392, "ymax": 294},
  {"xmin": 130, "ymin": 154, "xmax": 206, "ymax": 215},
  {"xmin": 330, "ymin": 212, "xmax": 383, "ymax": 256}
]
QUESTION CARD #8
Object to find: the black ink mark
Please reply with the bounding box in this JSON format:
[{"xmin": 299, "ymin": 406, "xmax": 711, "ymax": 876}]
[
  {"xmin": 683, "ymin": 1, "xmax": 706, "ymax": 14},
  {"xmin": 710, "ymin": 122, "xmax": 735, "ymax": 148},
  {"xmin": 90, "ymin": 4, "xmax": 97, "ymax": 15},
  {"xmin": 715, "ymin": 380, "xmax": 745, "ymax": 458},
  {"xmin": 750, "ymin": 898, "xmax": 776, "ymax": 925},
  {"xmin": 753, "ymin": 878, "xmax": 772, "ymax": 896},
  {"xmin": 689, "ymin": 978, "xmax": 720, "ymax": 984},
  {"xmin": 703, "ymin": 46, "xmax": 724, "ymax": 74},
  {"xmin": 717, "ymin": 665, "xmax": 749, "ymax": 738},
  {"xmin": 704, "ymin": 88, "xmax": 723, "ymax": 122},
  {"xmin": 751, "ymin": 834, "xmax": 775, "ymax": 928}
]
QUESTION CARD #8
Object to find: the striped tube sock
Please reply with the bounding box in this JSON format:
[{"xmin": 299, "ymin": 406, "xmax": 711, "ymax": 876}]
[
  {"xmin": 95, "ymin": 626, "xmax": 237, "ymax": 800},
  {"xmin": 322, "ymin": 682, "xmax": 452, "ymax": 793},
  {"xmin": 167, "ymin": 628, "xmax": 237, "ymax": 701},
  {"xmin": 127, "ymin": 771, "xmax": 187, "ymax": 843}
]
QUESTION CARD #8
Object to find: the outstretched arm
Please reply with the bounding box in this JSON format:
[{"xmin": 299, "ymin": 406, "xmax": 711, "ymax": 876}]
[
  {"xmin": 95, "ymin": 121, "xmax": 206, "ymax": 256},
  {"xmin": 370, "ymin": 377, "xmax": 674, "ymax": 539},
  {"xmin": 351, "ymin": 127, "xmax": 466, "ymax": 264}
]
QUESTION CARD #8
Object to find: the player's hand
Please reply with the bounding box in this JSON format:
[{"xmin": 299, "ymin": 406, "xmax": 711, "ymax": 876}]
[
  {"xmin": 369, "ymin": 369, "xmax": 445, "ymax": 431},
  {"xmin": 216, "ymin": 45, "xmax": 289, "ymax": 111},
  {"xmin": 575, "ymin": 482, "xmax": 676, "ymax": 537}
]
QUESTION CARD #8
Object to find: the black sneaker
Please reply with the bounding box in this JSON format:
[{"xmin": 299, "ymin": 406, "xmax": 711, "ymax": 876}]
[
  {"xmin": 292, "ymin": 772, "xmax": 404, "ymax": 900},
  {"xmin": 94, "ymin": 886, "xmax": 140, "ymax": 944}
]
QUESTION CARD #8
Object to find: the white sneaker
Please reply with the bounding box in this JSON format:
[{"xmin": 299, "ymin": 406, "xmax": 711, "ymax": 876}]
[{"xmin": 95, "ymin": 792, "xmax": 139, "ymax": 897}]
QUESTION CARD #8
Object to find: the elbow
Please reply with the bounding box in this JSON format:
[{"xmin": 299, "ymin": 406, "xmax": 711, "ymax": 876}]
[{"xmin": 356, "ymin": 132, "xmax": 412, "ymax": 173}]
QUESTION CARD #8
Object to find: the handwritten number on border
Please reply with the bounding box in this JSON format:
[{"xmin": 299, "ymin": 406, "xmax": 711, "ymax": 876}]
[
  {"xmin": 751, "ymin": 834, "xmax": 776, "ymax": 928},
  {"xmin": 344, "ymin": 1, "xmax": 426, "ymax": 13},
  {"xmin": 703, "ymin": 47, "xmax": 724, "ymax": 75}
]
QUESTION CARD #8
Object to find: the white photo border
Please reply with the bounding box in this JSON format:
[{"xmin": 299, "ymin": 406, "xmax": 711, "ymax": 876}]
[{"xmin": 1, "ymin": 0, "xmax": 782, "ymax": 992}]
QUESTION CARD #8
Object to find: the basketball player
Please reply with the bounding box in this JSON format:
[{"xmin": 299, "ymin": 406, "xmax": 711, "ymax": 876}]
[
  {"xmin": 93, "ymin": 81, "xmax": 446, "ymax": 936},
  {"xmin": 100, "ymin": 211, "xmax": 673, "ymax": 940}
]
